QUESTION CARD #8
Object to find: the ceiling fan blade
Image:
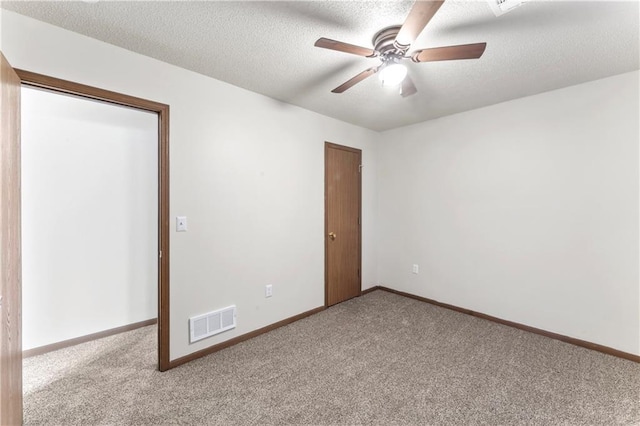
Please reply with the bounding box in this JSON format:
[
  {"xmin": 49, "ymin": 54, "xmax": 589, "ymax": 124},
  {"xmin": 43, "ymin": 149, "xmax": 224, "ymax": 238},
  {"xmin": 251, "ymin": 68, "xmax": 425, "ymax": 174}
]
[
  {"xmin": 395, "ymin": 1, "xmax": 445, "ymax": 50},
  {"xmin": 314, "ymin": 38, "xmax": 378, "ymax": 58},
  {"xmin": 411, "ymin": 42, "xmax": 487, "ymax": 62},
  {"xmin": 331, "ymin": 66, "xmax": 380, "ymax": 93},
  {"xmin": 400, "ymin": 75, "xmax": 418, "ymax": 98}
]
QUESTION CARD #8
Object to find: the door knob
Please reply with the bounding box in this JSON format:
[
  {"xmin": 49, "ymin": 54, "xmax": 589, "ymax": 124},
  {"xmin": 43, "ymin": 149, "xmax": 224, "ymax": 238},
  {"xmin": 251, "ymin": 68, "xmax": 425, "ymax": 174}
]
[{"xmin": 328, "ymin": 232, "xmax": 336, "ymax": 241}]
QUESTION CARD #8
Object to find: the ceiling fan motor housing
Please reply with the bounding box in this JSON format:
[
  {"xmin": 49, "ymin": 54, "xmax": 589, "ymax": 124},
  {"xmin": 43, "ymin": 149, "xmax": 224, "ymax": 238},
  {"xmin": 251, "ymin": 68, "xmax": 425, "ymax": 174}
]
[{"xmin": 372, "ymin": 25, "xmax": 405, "ymax": 58}]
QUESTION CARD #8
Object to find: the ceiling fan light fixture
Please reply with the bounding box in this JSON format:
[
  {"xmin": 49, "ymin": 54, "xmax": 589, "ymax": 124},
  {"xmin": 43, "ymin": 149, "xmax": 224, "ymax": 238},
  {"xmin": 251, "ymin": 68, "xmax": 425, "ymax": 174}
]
[
  {"xmin": 315, "ymin": 0, "xmax": 487, "ymax": 96},
  {"xmin": 378, "ymin": 62, "xmax": 407, "ymax": 87}
]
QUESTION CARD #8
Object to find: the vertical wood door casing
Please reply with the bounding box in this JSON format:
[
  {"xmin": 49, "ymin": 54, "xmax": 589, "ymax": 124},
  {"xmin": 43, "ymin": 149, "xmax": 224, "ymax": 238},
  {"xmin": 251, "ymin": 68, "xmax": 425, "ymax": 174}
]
[
  {"xmin": 325, "ymin": 142, "xmax": 362, "ymax": 306},
  {"xmin": 0, "ymin": 52, "xmax": 23, "ymax": 426},
  {"xmin": 12, "ymin": 69, "xmax": 171, "ymax": 372}
]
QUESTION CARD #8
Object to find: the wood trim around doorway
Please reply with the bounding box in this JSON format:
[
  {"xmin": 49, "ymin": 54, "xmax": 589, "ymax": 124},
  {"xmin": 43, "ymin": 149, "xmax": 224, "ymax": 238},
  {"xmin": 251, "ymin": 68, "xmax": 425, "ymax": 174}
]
[
  {"xmin": 15, "ymin": 69, "xmax": 172, "ymax": 372},
  {"xmin": 1, "ymin": 52, "xmax": 23, "ymax": 426}
]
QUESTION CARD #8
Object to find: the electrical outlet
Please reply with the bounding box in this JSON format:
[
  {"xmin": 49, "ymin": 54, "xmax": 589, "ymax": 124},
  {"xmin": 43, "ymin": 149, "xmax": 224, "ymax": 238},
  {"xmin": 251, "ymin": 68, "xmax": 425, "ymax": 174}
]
[
  {"xmin": 412, "ymin": 264, "xmax": 419, "ymax": 274},
  {"xmin": 265, "ymin": 284, "xmax": 273, "ymax": 298}
]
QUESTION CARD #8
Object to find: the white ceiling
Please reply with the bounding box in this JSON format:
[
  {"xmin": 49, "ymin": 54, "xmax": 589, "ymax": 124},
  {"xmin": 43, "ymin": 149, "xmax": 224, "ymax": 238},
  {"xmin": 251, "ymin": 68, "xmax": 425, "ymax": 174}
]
[{"xmin": 3, "ymin": 1, "xmax": 638, "ymax": 131}]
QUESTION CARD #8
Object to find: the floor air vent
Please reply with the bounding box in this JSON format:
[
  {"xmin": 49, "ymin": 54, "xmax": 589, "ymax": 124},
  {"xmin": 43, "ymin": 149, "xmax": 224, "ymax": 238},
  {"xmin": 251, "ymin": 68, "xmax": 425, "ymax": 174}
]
[{"xmin": 189, "ymin": 305, "xmax": 236, "ymax": 343}]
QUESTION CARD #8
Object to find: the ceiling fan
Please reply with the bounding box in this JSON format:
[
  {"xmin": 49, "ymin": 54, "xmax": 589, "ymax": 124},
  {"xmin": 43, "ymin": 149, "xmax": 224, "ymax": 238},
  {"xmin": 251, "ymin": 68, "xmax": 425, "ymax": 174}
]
[{"xmin": 314, "ymin": 0, "xmax": 487, "ymax": 97}]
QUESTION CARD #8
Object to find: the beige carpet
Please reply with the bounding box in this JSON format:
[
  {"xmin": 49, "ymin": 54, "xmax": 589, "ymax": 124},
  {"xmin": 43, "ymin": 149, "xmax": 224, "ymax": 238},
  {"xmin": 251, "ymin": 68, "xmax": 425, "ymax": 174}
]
[{"xmin": 23, "ymin": 290, "xmax": 640, "ymax": 425}]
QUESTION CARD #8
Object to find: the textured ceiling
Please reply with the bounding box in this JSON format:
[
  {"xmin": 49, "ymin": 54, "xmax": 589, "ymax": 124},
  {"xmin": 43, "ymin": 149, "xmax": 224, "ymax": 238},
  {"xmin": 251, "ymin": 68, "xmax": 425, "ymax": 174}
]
[{"xmin": 2, "ymin": 1, "xmax": 638, "ymax": 131}]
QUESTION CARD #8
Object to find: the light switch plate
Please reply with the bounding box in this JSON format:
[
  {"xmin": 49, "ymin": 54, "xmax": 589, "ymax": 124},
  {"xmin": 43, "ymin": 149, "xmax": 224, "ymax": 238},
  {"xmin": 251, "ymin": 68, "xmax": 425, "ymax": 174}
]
[{"xmin": 176, "ymin": 216, "xmax": 188, "ymax": 232}]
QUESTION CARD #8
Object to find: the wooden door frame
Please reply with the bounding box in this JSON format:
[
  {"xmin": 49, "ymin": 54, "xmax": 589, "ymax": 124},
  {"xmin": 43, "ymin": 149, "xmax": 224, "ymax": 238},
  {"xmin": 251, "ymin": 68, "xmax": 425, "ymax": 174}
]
[
  {"xmin": 15, "ymin": 70, "xmax": 171, "ymax": 371},
  {"xmin": 324, "ymin": 141, "xmax": 362, "ymax": 307},
  {"xmin": 1, "ymin": 52, "xmax": 23, "ymax": 426}
]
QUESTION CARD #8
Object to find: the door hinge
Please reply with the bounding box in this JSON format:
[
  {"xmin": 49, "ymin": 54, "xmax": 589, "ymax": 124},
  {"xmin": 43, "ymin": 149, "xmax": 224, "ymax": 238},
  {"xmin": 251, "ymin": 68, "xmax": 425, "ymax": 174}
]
[
  {"xmin": 159, "ymin": 250, "xmax": 162, "ymax": 259},
  {"xmin": 358, "ymin": 164, "xmax": 363, "ymax": 173},
  {"xmin": 358, "ymin": 217, "xmax": 361, "ymax": 225},
  {"xmin": 357, "ymin": 268, "xmax": 360, "ymax": 278}
]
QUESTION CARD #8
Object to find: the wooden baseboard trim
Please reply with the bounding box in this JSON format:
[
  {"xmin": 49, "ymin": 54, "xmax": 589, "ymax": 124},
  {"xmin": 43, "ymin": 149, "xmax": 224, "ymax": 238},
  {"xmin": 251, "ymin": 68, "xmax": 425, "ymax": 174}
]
[
  {"xmin": 374, "ymin": 286, "xmax": 640, "ymax": 364},
  {"xmin": 361, "ymin": 286, "xmax": 380, "ymax": 296},
  {"xmin": 169, "ymin": 306, "xmax": 326, "ymax": 369},
  {"xmin": 23, "ymin": 318, "xmax": 157, "ymax": 358}
]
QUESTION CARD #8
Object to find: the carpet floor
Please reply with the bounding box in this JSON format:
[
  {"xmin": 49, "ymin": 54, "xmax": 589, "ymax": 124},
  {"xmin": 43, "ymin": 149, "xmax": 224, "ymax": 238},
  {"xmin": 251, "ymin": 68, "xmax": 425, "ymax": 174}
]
[{"xmin": 23, "ymin": 290, "xmax": 640, "ymax": 425}]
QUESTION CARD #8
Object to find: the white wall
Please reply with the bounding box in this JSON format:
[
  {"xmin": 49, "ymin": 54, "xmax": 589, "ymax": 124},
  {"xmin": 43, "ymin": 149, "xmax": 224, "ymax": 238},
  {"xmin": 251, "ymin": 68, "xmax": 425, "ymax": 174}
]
[
  {"xmin": 378, "ymin": 71, "xmax": 640, "ymax": 356},
  {"xmin": 1, "ymin": 11, "xmax": 379, "ymax": 360},
  {"xmin": 5, "ymin": 8, "xmax": 636, "ymax": 360},
  {"xmin": 21, "ymin": 86, "xmax": 158, "ymax": 350}
]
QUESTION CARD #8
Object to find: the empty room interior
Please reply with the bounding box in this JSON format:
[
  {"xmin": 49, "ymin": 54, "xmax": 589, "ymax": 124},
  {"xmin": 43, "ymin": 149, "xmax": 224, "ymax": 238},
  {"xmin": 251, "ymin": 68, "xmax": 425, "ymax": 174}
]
[{"xmin": 0, "ymin": 0, "xmax": 639, "ymax": 425}]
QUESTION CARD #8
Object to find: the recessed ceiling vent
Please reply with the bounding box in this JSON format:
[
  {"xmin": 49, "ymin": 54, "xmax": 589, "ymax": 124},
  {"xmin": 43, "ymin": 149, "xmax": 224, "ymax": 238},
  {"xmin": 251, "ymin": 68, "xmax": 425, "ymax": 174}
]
[
  {"xmin": 189, "ymin": 305, "xmax": 236, "ymax": 343},
  {"xmin": 488, "ymin": 0, "xmax": 526, "ymax": 17}
]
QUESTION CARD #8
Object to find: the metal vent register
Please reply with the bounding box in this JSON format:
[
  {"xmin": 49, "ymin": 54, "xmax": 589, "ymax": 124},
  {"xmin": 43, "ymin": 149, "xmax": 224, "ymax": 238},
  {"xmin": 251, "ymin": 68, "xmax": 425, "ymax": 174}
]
[{"xmin": 189, "ymin": 305, "xmax": 237, "ymax": 343}]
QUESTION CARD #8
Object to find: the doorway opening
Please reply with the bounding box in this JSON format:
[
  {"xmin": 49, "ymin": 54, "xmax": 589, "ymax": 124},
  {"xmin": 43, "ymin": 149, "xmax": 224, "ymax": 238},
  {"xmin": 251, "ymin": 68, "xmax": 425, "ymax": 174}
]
[
  {"xmin": 21, "ymin": 84, "xmax": 157, "ymax": 360},
  {"xmin": 16, "ymin": 69, "xmax": 171, "ymax": 371}
]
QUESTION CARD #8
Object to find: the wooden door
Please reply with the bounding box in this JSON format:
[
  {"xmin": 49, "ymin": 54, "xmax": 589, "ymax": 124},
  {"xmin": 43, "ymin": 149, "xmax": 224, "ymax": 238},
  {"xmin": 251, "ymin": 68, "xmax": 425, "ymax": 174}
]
[
  {"xmin": 0, "ymin": 52, "xmax": 23, "ymax": 426},
  {"xmin": 325, "ymin": 142, "xmax": 361, "ymax": 306}
]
